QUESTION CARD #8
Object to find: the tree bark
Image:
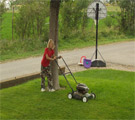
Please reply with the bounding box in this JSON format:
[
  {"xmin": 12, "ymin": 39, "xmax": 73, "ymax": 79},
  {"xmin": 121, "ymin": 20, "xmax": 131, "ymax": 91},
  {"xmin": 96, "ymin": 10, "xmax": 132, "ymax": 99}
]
[{"xmin": 49, "ymin": 0, "xmax": 61, "ymax": 90}]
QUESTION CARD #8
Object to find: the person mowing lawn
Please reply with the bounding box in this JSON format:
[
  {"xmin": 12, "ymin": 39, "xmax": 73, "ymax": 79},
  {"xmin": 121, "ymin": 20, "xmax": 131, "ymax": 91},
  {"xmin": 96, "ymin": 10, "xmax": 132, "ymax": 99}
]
[{"xmin": 40, "ymin": 39, "xmax": 61, "ymax": 92}]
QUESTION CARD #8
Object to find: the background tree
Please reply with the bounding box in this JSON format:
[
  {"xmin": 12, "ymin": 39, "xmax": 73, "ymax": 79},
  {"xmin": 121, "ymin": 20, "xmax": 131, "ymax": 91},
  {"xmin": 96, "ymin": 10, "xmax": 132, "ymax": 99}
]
[
  {"xmin": 117, "ymin": 0, "xmax": 135, "ymax": 35},
  {"xmin": 0, "ymin": 0, "xmax": 6, "ymax": 38},
  {"xmin": 60, "ymin": 0, "xmax": 91, "ymax": 39}
]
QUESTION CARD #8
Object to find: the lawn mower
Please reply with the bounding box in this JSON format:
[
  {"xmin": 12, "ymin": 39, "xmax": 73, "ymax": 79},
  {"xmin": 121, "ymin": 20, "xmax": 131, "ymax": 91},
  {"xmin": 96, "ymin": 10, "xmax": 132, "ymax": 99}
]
[{"xmin": 55, "ymin": 57, "xmax": 96, "ymax": 103}]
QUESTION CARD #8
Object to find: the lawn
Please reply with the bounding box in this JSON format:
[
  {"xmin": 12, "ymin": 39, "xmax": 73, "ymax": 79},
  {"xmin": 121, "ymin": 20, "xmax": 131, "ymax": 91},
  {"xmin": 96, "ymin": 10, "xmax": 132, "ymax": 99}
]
[
  {"xmin": 106, "ymin": 5, "xmax": 121, "ymax": 12},
  {"xmin": 0, "ymin": 69, "xmax": 134, "ymax": 119}
]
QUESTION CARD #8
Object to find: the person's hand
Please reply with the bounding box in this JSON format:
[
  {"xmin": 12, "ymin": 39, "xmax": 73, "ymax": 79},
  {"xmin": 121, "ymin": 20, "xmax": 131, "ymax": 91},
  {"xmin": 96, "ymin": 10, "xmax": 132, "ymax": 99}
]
[
  {"xmin": 53, "ymin": 56, "xmax": 57, "ymax": 60},
  {"xmin": 58, "ymin": 56, "xmax": 62, "ymax": 59}
]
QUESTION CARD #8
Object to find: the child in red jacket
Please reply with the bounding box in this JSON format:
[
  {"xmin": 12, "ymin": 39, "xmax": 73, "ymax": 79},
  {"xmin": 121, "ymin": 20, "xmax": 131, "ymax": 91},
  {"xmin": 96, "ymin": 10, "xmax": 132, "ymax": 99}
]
[{"xmin": 40, "ymin": 39, "xmax": 58, "ymax": 92}]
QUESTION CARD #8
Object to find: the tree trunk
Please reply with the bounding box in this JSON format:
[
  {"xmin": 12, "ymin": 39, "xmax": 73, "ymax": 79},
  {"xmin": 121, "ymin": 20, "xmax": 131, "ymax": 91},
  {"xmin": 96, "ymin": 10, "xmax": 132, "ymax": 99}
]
[{"xmin": 49, "ymin": 0, "xmax": 61, "ymax": 90}]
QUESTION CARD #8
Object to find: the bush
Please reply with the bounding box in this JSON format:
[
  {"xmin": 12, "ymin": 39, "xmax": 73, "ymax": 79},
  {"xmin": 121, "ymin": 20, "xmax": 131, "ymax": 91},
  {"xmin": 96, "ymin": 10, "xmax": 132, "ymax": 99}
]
[
  {"xmin": 59, "ymin": 0, "xmax": 91, "ymax": 39},
  {"xmin": 0, "ymin": 1, "xmax": 6, "ymax": 38},
  {"xmin": 118, "ymin": 0, "xmax": 135, "ymax": 35},
  {"xmin": 14, "ymin": 1, "xmax": 49, "ymax": 40}
]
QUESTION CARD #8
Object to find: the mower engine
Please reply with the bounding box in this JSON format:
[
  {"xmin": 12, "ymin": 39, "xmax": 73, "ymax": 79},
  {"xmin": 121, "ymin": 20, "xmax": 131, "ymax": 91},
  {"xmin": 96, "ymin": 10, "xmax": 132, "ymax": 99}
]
[{"xmin": 76, "ymin": 83, "xmax": 89, "ymax": 94}]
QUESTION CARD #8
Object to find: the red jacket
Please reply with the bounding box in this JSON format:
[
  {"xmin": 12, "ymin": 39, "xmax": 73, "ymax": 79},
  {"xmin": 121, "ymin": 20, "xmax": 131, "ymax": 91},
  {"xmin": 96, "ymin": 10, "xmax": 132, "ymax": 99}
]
[{"xmin": 41, "ymin": 48, "xmax": 54, "ymax": 67}]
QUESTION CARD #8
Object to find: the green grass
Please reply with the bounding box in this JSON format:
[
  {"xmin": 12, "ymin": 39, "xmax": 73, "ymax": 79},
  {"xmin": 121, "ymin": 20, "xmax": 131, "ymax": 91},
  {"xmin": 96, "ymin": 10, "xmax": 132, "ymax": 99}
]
[
  {"xmin": 106, "ymin": 5, "xmax": 121, "ymax": 12},
  {"xmin": 0, "ymin": 13, "xmax": 13, "ymax": 40},
  {"xmin": 0, "ymin": 69, "xmax": 134, "ymax": 119},
  {"xmin": 0, "ymin": 38, "xmax": 47, "ymax": 62}
]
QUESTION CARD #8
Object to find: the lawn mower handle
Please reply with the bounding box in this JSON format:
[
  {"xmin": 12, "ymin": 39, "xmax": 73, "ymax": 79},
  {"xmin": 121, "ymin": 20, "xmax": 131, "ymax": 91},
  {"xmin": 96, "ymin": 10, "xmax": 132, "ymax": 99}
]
[
  {"xmin": 54, "ymin": 56, "xmax": 78, "ymax": 92},
  {"xmin": 57, "ymin": 57, "xmax": 78, "ymax": 84},
  {"xmin": 54, "ymin": 59, "xmax": 74, "ymax": 92}
]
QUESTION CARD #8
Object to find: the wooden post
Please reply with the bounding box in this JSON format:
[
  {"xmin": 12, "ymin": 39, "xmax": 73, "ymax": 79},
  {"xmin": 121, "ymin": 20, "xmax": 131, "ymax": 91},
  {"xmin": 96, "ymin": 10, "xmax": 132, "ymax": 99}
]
[{"xmin": 12, "ymin": 6, "xmax": 14, "ymax": 41}]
